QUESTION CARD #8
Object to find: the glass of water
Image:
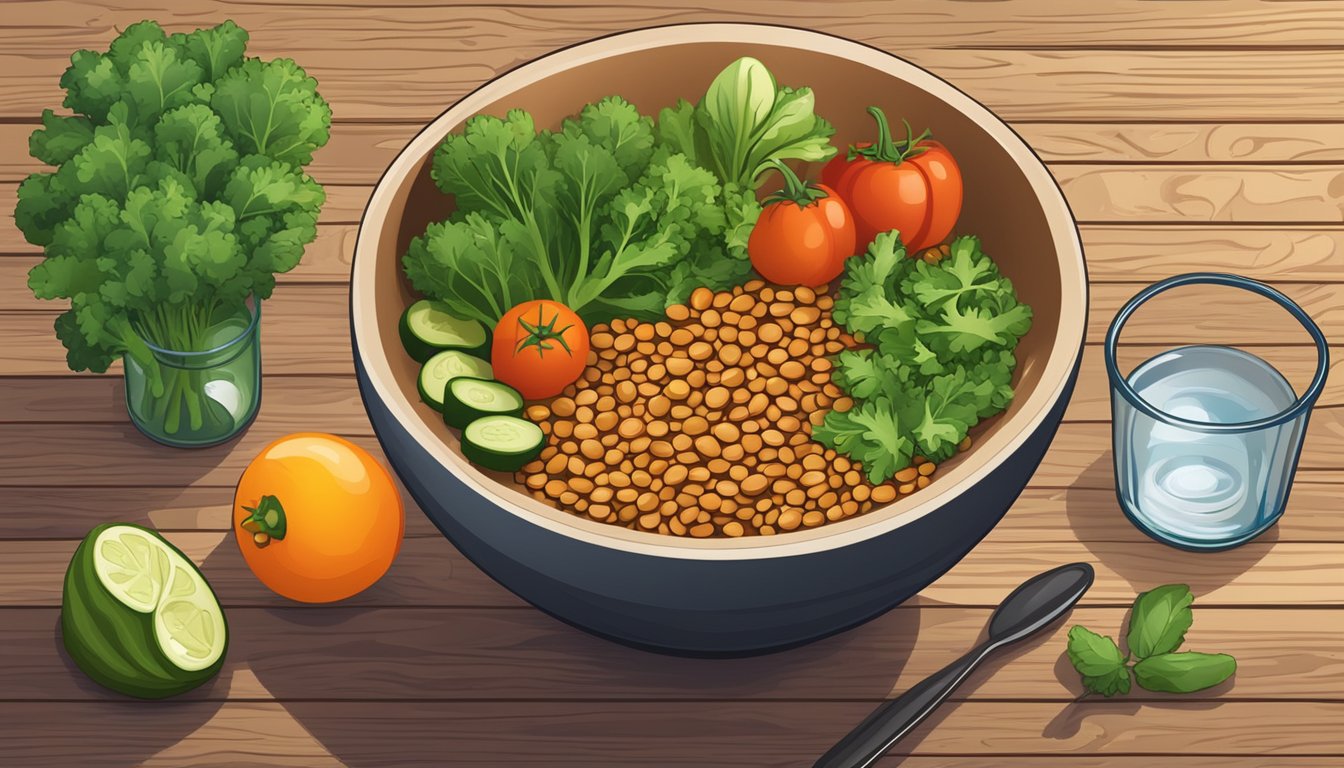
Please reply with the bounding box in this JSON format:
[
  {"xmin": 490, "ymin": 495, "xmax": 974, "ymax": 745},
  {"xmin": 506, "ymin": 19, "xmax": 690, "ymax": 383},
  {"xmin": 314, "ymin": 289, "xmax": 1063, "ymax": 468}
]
[{"xmin": 1106, "ymin": 273, "xmax": 1329, "ymax": 551}]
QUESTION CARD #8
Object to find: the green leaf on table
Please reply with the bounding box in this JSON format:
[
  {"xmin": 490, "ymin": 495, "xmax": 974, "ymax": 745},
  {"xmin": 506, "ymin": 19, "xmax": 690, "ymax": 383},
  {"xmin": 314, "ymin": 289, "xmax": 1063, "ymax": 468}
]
[
  {"xmin": 1134, "ymin": 652, "xmax": 1236, "ymax": 694},
  {"xmin": 1066, "ymin": 625, "xmax": 1131, "ymax": 697},
  {"xmin": 1127, "ymin": 583, "xmax": 1194, "ymax": 659}
]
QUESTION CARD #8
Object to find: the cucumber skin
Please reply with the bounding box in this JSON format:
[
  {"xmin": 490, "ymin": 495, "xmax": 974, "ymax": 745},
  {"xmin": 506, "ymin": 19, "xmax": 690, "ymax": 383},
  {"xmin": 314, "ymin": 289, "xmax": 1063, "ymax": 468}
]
[
  {"xmin": 462, "ymin": 438, "xmax": 544, "ymax": 473},
  {"xmin": 417, "ymin": 368, "xmax": 449, "ymax": 413},
  {"xmin": 418, "ymin": 352, "xmax": 494, "ymax": 413},
  {"xmin": 399, "ymin": 305, "xmax": 490, "ymax": 363},
  {"xmin": 443, "ymin": 379, "xmax": 524, "ymax": 430},
  {"xmin": 61, "ymin": 523, "xmax": 228, "ymax": 700}
]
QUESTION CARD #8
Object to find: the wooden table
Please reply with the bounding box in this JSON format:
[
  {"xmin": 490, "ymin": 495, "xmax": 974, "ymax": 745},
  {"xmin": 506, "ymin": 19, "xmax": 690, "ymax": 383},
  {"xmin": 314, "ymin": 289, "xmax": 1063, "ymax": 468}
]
[{"xmin": 3, "ymin": 2, "xmax": 1343, "ymax": 765}]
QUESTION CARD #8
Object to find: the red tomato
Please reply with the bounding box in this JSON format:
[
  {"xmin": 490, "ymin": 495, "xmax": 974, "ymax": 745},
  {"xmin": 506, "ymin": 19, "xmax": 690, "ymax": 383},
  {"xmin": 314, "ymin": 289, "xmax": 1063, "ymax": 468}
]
[
  {"xmin": 492, "ymin": 300, "xmax": 589, "ymax": 400},
  {"xmin": 827, "ymin": 107, "xmax": 963, "ymax": 253},
  {"xmin": 748, "ymin": 160, "xmax": 856, "ymax": 287}
]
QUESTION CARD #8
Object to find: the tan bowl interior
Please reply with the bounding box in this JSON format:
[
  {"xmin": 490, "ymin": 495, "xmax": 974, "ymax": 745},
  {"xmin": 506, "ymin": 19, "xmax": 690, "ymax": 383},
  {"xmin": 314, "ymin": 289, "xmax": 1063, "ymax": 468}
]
[{"xmin": 352, "ymin": 24, "xmax": 1087, "ymax": 558}]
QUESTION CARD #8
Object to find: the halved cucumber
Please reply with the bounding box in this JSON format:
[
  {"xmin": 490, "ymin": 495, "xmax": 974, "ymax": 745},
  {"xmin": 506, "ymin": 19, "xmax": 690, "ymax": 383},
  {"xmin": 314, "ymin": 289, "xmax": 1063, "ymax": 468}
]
[
  {"xmin": 418, "ymin": 350, "xmax": 494, "ymax": 412},
  {"xmin": 443, "ymin": 377, "xmax": 525, "ymax": 429},
  {"xmin": 399, "ymin": 300, "xmax": 488, "ymax": 362},
  {"xmin": 462, "ymin": 415, "xmax": 545, "ymax": 472},
  {"xmin": 62, "ymin": 523, "xmax": 228, "ymax": 699}
]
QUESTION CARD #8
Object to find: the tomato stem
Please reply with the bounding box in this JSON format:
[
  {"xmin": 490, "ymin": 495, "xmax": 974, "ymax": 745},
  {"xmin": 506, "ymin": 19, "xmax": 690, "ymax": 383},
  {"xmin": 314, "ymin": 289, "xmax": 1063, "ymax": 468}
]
[
  {"xmin": 516, "ymin": 304, "xmax": 576, "ymax": 358},
  {"xmin": 240, "ymin": 494, "xmax": 288, "ymax": 548},
  {"xmin": 852, "ymin": 106, "xmax": 932, "ymax": 165},
  {"xmin": 761, "ymin": 159, "xmax": 830, "ymax": 209}
]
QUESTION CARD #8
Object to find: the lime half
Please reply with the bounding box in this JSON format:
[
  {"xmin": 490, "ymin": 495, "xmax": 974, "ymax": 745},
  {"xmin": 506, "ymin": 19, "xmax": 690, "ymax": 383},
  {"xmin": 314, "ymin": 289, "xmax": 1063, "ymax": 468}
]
[{"xmin": 65, "ymin": 524, "xmax": 228, "ymax": 697}]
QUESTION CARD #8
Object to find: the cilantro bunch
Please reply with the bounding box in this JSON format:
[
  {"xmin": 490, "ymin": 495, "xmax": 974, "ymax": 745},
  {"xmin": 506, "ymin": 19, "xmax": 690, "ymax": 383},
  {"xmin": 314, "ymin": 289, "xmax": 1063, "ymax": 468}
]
[
  {"xmin": 1068, "ymin": 584, "xmax": 1237, "ymax": 696},
  {"xmin": 16, "ymin": 20, "xmax": 330, "ymax": 428},
  {"xmin": 813, "ymin": 232, "xmax": 1032, "ymax": 482}
]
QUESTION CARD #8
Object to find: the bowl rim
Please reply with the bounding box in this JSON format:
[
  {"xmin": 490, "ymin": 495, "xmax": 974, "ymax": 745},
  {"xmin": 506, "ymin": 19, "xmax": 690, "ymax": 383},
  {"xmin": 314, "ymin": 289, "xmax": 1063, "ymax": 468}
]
[{"xmin": 351, "ymin": 22, "xmax": 1088, "ymax": 561}]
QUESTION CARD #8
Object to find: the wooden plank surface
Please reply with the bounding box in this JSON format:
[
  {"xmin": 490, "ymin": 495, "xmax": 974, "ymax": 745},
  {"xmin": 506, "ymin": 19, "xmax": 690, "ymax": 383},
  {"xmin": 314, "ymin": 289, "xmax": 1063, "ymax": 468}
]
[
  {"xmin": 3, "ymin": 605, "xmax": 1342, "ymax": 702},
  {"xmin": 2, "ymin": 532, "xmax": 1343, "ymax": 609},
  {"xmin": 3, "ymin": 700, "xmax": 1344, "ymax": 767},
  {"xmin": 3, "ymin": 2, "xmax": 1343, "ymax": 765},
  {"xmin": 2, "ymin": 10, "xmax": 1344, "ymax": 122},
  {"xmin": 5, "ymin": 0, "xmax": 1344, "ymax": 53}
]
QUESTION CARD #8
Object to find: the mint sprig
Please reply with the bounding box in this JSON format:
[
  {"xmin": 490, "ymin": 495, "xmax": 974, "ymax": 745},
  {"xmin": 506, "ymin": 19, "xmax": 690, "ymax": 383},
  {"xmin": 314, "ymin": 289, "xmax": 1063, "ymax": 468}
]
[{"xmin": 1066, "ymin": 583, "xmax": 1236, "ymax": 696}]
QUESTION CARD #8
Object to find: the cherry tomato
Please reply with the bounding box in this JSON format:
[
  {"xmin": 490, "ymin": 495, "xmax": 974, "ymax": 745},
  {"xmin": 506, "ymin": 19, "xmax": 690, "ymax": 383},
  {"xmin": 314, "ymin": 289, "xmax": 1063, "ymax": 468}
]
[
  {"xmin": 826, "ymin": 107, "xmax": 963, "ymax": 253},
  {"xmin": 748, "ymin": 160, "xmax": 856, "ymax": 287},
  {"xmin": 492, "ymin": 300, "xmax": 589, "ymax": 400},
  {"xmin": 234, "ymin": 433, "xmax": 405, "ymax": 603}
]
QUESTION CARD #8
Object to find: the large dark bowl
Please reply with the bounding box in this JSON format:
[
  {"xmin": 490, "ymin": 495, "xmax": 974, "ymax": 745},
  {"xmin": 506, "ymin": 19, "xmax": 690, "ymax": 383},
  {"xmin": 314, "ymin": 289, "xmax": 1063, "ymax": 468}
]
[{"xmin": 351, "ymin": 24, "xmax": 1087, "ymax": 655}]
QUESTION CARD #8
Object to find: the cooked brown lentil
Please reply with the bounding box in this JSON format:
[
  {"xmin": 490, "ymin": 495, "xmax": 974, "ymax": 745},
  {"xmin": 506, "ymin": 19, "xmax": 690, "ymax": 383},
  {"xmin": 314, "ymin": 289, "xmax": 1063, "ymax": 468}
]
[{"xmin": 514, "ymin": 281, "xmax": 965, "ymax": 537}]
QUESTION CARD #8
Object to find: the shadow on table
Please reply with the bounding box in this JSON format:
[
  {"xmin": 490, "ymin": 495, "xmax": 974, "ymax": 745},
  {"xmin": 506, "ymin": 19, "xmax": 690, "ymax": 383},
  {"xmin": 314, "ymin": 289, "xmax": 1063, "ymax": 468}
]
[
  {"xmin": 221, "ymin": 578, "xmax": 931, "ymax": 768},
  {"xmin": 1065, "ymin": 453, "xmax": 1275, "ymax": 596},
  {"xmin": 874, "ymin": 608, "xmax": 1063, "ymax": 767},
  {"xmin": 46, "ymin": 615, "xmax": 228, "ymax": 768},
  {"xmin": 33, "ymin": 415, "xmax": 254, "ymax": 766}
]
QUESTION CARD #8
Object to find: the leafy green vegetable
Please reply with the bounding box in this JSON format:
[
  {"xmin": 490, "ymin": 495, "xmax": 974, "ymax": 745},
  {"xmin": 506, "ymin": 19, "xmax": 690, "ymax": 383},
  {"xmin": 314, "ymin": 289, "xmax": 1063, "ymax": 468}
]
[
  {"xmin": 406, "ymin": 99, "xmax": 738, "ymax": 326},
  {"xmin": 658, "ymin": 57, "xmax": 837, "ymax": 188},
  {"xmin": 1067, "ymin": 583, "xmax": 1237, "ymax": 697},
  {"xmin": 1127, "ymin": 584, "xmax": 1195, "ymax": 660},
  {"xmin": 1066, "ymin": 626, "xmax": 1131, "ymax": 697},
  {"xmin": 1133, "ymin": 652, "xmax": 1237, "ymax": 694},
  {"xmin": 404, "ymin": 59, "xmax": 832, "ymax": 327},
  {"xmin": 815, "ymin": 232, "xmax": 1030, "ymax": 481},
  {"xmin": 18, "ymin": 20, "xmax": 330, "ymax": 436}
]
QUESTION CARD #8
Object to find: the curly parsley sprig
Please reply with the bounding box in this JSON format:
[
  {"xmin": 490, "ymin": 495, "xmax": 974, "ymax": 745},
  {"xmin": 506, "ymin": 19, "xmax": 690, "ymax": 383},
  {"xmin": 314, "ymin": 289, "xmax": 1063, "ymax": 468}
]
[{"xmin": 813, "ymin": 232, "xmax": 1031, "ymax": 483}]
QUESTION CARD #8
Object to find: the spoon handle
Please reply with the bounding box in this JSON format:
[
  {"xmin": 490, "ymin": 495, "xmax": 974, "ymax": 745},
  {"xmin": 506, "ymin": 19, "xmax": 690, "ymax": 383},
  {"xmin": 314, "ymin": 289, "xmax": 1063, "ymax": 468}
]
[{"xmin": 813, "ymin": 643, "xmax": 991, "ymax": 768}]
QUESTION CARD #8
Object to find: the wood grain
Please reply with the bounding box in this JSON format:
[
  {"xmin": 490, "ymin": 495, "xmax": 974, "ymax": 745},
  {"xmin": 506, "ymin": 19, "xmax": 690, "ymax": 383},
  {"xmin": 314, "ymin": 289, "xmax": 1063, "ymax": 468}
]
[
  {"xmin": 3, "ymin": 9, "xmax": 1344, "ymax": 121},
  {"xmin": 1052, "ymin": 165, "xmax": 1344, "ymax": 223},
  {"xmin": 2, "ymin": 533, "xmax": 1342, "ymax": 609},
  {"xmin": 5, "ymin": 0, "xmax": 1344, "ymax": 53},
  {"xmin": 1016, "ymin": 123, "xmax": 1344, "ymax": 164},
  {"xmin": 3, "ymin": 605, "xmax": 1342, "ymax": 702},
  {"xmin": 2, "ymin": 700, "xmax": 1343, "ymax": 766},
  {"xmin": 1074, "ymin": 226, "xmax": 1344, "ymax": 282}
]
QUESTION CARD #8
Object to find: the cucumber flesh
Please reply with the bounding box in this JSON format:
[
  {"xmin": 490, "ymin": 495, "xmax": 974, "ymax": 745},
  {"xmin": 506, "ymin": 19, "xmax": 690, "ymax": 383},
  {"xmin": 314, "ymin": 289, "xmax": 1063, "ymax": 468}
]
[
  {"xmin": 443, "ymin": 377, "xmax": 525, "ymax": 429},
  {"xmin": 462, "ymin": 415, "xmax": 545, "ymax": 472},
  {"xmin": 418, "ymin": 351, "xmax": 494, "ymax": 412},
  {"xmin": 400, "ymin": 300, "xmax": 488, "ymax": 362}
]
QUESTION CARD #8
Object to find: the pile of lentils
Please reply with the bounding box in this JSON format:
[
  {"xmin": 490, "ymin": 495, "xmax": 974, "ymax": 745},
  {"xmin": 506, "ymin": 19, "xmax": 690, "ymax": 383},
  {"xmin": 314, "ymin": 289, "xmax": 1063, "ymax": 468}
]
[{"xmin": 515, "ymin": 280, "xmax": 959, "ymax": 538}]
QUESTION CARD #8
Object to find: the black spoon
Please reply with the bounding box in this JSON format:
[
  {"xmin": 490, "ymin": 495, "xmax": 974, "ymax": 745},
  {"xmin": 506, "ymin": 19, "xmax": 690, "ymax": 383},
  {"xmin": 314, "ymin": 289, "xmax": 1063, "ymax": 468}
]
[{"xmin": 813, "ymin": 562, "xmax": 1095, "ymax": 768}]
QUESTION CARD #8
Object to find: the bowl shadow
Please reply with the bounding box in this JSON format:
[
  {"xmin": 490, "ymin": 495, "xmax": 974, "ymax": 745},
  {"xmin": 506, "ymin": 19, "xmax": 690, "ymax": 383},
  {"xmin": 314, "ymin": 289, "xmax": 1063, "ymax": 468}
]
[{"xmin": 198, "ymin": 576, "xmax": 930, "ymax": 768}]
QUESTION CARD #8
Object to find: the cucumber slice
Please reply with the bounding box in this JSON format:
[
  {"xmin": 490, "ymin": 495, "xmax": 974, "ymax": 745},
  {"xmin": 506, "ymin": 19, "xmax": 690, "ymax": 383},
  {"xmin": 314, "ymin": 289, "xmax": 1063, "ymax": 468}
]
[
  {"xmin": 399, "ymin": 300, "xmax": 488, "ymax": 362},
  {"xmin": 462, "ymin": 415, "xmax": 545, "ymax": 472},
  {"xmin": 418, "ymin": 350, "xmax": 494, "ymax": 412},
  {"xmin": 62, "ymin": 523, "xmax": 228, "ymax": 699},
  {"xmin": 443, "ymin": 377, "xmax": 525, "ymax": 429}
]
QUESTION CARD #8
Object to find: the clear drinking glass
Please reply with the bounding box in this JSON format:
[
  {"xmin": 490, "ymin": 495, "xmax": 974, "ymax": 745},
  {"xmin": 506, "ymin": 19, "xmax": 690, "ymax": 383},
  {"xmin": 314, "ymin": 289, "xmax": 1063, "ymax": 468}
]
[
  {"xmin": 1106, "ymin": 273, "xmax": 1329, "ymax": 551},
  {"xmin": 123, "ymin": 296, "xmax": 262, "ymax": 448}
]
